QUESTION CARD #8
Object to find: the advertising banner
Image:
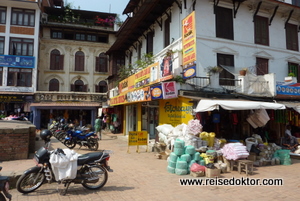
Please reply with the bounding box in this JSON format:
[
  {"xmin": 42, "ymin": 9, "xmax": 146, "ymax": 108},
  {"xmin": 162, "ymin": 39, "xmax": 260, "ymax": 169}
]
[
  {"xmin": 183, "ymin": 65, "xmax": 196, "ymax": 79},
  {"xmin": 182, "ymin": 11, "xmax": 196, "ymax": 67},
  {"xmin": 162, "ymin": 81, "xmax": 177, "ymax": 99},
  {"xmin": 128, "ymin": 131, "xmax": 148, "ymax": 153},
  {"xmin": 276, "ymin": 83, "xmax": 300, "ymax": 95},
  {"xmin": 159, "ymin": 97, "xmax": 194, "ymax": 127},
  {"xmin": 151, "ymin": 85, "xmax": 163, "ymax": 100},
  {"xmin": 126, "ymin": 86, "xmax": 151, "ymax": 103},
  {"xmin": 160, "ymin": 57, "xmax": 173, "ymax": 82},
  {"xmin": 0, "ymin": 55, "xmax": 35, "ymax": 68}
]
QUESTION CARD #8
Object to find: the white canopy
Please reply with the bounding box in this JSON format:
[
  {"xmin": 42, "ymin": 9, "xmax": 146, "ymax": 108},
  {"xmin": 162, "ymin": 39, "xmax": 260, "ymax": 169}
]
[{"xmin": 194, "ymin": 99, "xmax": 286, "ymax": 112}]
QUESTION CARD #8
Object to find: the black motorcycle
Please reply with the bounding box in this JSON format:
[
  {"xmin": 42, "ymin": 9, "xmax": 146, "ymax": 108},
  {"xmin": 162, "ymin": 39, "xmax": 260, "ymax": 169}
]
[
  {"xmin": 16, "ymin": 132, "xmax": 113, "ymax": 195},
  {"xmin": 0, "ymin": 166, "xmax": 12, "ymax": 201}
]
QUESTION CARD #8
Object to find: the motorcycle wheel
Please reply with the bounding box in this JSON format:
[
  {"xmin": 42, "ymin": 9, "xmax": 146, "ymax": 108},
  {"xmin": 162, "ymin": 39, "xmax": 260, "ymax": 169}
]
[
  {"xmin": 16, "ymin": 172, "xmax": 45, "ymax": 194},
  {"xmin": 64, "ymin": 139, "xmax": 76, "ymax": 149},
  {"xmin": 81, "ymin": 165, "xmax": 108, "ymax": 190},
  {"xmin": 88, "ymin": 138, "xmax": 99, "ymax": 151},
  {"xmin": 57, "ymin": 131, "xmax": 66, "ymax": 141}
]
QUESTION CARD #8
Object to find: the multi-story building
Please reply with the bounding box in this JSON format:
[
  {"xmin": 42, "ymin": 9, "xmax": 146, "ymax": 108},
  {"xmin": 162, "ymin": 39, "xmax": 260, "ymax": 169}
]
[
  {"xmin": 0, "ymin": 0, "xmax": 41, "ymax": 119},
  {"xmin": 107, "ymin": 0, "xmax": 300, "ymax": 141},
  {"xmin": 31, "ymin": 1, "xmax": 117, "ymax": 129}
]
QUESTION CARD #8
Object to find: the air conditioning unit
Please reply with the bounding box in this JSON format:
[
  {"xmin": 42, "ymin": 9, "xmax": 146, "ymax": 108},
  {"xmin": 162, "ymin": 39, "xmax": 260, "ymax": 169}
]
[{"xmin": 41, "ymin": 13, "xmax": 48, "ymax": 23}]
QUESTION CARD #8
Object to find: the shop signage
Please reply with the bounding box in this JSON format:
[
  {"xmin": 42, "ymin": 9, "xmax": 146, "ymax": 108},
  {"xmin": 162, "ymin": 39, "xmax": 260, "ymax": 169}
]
[
  {"xmin": 183, "ymin": 65, "xmax": 196, "ymax": 79},
  {"xmin": 151, "ymin": 85, "xmax": 163, "ymax": 100},
  {"xmin": 127, "ymin": 131, "xmax": 148, "ymax": 153},
  {"xmin": 0, "ymin": 55, "xmax": 35, "ymax": 68},
  {"xmin": 160, "ymin": 57, "xmax": 173, "ymax": 82},
  {"xmin": 159, "ymin": 97, "xmax": 194, "ymax": 127},
  {"xmin": 110, "ymin": 86, "xmax": 152, "ymax": 106},
  {"xmin": 182, "ymin": 11, "xmax": 196, "ymax": 68},
  {"xmin": 125, "ymin": 86, "xmax": 151, "ymax": 103},
  {"xmin": 0, "ymin": 95, "xmax": 25, "ymax": 103},
  {"xmin": 162, "ymin": 81, "xmax": 178, "ymax": 99},
  {"xmin": 117, "ymin": 62, "xmax": 172, "ymax": 96},
  {"xmin": 276, "ymin": 83, "xmax": 300, "ymax": 96}
]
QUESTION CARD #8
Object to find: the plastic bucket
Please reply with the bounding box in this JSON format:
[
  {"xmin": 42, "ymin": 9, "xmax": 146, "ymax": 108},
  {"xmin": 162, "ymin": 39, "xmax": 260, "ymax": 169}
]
[{"xmin": 245, "ymin": 137, "xmax": 257, "ymax": 152}]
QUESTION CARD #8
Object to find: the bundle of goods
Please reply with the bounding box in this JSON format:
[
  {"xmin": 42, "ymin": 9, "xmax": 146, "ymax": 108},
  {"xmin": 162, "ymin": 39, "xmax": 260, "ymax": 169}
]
[
  {"xmin": 273, "ymin": 149, "xmax": 291, "ymax": 165},
  {"xmin": 199, "ymin": 132, "xmax": 216, "ymax": 147},
  {"xmin": 167, "ymin": 139, "xmax": 204, "ymax": 175},
  {"xmin": 221, "ymin": 142, "xmax": 249, "ymax": 160},
  {"xmin": 156, "ymin": 122, "xmax": 206, "ymax": 150},
  {"xmin": 250, "ymin": 143, "xmax": 285, "ymax": 166}
]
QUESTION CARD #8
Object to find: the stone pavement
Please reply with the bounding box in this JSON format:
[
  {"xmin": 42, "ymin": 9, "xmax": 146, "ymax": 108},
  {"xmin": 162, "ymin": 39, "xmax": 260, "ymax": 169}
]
[{"xmin": 1, "ymin": 131, "xmax": 300, "ymax": 201}]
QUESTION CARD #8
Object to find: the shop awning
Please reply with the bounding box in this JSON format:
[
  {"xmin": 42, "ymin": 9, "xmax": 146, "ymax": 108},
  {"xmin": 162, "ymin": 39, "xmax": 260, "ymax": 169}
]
[
  {"xmin": 278, "ymin": 101, "xmax": 300, "ymax": 114},
  {"xmin": 194, "ymin": 99, "xmax": 286, "ymax": 112},
  {"xmin": 30, "ymin": 102, "xmax": 102, "ymax": 107}
]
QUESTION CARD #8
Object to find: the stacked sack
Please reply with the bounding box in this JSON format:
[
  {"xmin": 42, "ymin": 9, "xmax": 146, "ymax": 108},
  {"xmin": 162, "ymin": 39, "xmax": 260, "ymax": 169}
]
[
  {"xmin": 221, "ymin": 142, "xmax": 249, "ymax": 160},
  {"xmin": 167, "ymin": 139, "xmax": 203, "ymax": 175}
]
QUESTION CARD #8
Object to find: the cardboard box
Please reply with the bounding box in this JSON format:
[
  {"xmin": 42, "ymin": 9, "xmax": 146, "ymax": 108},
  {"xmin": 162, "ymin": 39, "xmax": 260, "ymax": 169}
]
[
  {"xmin": 190, "ymin": 171, "xmax": 205, "ymax": 177},
  {"xmin": 205, "ymin": 167, "xmax": 221, "ymax": 178}
]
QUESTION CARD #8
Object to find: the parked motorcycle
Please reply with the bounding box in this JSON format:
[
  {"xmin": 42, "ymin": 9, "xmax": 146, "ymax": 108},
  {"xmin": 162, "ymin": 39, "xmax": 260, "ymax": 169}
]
[
  {"xmin": 0, "ymin": 166, "xmax": 12, "ymax": 201},
  {"xmin": 16, "ymin": 130, "xmax": 113, "ymax": 196},
  {"xmin": 64, "ymin": 126, "xmax": 99, "ymax": 151}
]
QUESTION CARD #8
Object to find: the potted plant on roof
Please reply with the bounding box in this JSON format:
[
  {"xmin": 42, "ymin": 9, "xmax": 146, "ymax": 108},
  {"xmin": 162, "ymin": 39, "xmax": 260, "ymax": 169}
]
[
  {"xmin": 239, "ymin": 68, "xmax": 247, "ymax": 76},
  {"xmin": 285, "ymin": 72, "xmax": 297, "ymax": 83}
]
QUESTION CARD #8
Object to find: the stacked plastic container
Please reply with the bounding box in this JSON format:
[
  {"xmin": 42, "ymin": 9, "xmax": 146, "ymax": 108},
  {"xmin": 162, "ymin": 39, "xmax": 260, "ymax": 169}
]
[{"xmin": 167, "ymin": 139, "xmax": 202, "ymax": 175}]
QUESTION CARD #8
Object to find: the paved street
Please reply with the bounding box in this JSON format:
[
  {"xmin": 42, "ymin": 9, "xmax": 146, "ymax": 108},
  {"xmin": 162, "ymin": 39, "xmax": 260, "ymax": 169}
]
[{"xmin": 3, "ymin": 131, "xmax": 300, "ymax": 201}]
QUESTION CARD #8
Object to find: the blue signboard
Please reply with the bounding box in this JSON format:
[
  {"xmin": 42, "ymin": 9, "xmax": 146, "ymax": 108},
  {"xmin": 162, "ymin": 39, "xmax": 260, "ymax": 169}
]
[
  {"xmin": 276, "ymin": 84, "xmax": 300, "ymax": 96},
  {"xmin": 0, "ymin": 55, "xmax": 35, "ymax": 68},
  {"xmin": 150, "ymin": 85, "xmax": 163, "ymax": 100},
  {"xmin": 183, "ymin": 65, "xmax": 196, "ymax": 79}
]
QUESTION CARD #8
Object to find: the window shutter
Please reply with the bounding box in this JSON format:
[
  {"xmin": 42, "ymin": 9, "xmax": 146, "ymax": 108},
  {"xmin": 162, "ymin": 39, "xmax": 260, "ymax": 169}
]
[
  {"xmin": 83, "ymin": 84, "xmax": 88, "ymax": 92},
  {"xmin": 50, "ymin": 53, "xmax": 55, "ymax": 70},
  {"xmin": 95, "ymin": 56, "xmax": 100, "ymax": 72},
  {"xmin": 95, "ymin": 84, "xmax": 99, "ymax": 92},
  {"xmin": 59, "ymin": 55, "xmax": 64, "ymax": 70},
  {"xmin": 71, "ymin": 84, "xmax": 75, "ymax": 91}
]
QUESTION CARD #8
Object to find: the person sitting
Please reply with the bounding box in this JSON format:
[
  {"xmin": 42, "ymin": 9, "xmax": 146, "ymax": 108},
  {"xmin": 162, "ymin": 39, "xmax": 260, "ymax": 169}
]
[{"xmin": 282, "ymin": 133, "xmax": 299, "ymax": 152}]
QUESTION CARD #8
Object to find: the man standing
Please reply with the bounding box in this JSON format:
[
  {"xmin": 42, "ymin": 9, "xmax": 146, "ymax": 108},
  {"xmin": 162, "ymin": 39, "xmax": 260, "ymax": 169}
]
[{"xmin": 94, "ymin": 116, "xmax": 102, "ymax": 140}]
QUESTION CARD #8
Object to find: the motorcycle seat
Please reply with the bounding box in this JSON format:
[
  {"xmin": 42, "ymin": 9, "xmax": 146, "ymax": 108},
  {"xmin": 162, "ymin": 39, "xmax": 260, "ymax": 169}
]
[{"xmin": 77, "ymin": 152, "xmax": 104, "ymax": 165}]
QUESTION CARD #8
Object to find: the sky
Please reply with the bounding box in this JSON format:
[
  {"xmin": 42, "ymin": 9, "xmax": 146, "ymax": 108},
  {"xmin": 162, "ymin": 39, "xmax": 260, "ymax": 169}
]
[{"xmin": 66, "ymin": 0, "xmax": 130, "ymax": 21}]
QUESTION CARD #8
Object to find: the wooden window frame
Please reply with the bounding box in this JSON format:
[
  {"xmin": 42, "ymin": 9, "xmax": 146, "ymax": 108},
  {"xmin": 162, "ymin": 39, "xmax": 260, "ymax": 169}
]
[
  {"xmin": 215, "ymin": 6, "xmax": 234, "ymax": 40},
  {"xmin": 95, "ymin": 53, "xmax": 108, "ymax": 72},
  {"xmin": 49, "ymin": 78, "xmax": 59, "ymax": 91},
  {"xmin": 217, "ymin": 53, "xmax": 235, "ymax": 86},
  {"xmin": 75, "ymin": 51, "xmax": 85, "ymax": 71},
  {"xmin": 0, "ymin": 7, "xmax": 6, "ymax": 24},
  {"xmin": 164, "ymin": 17, "xmax": 170, "ymax": 48},
  {"xmin": 286, "ymin": 23, "xmax": 299, "ymax": 51},
  {"xmin": 7, "ymin": 68, "xmax": 32, "ymax": 87},
  {"xmin": 256, "ymin": 57, "xmax": 269, "ymax": 75},
  {"xmin": 0, "ymin": 37, "xmax": 4, "ymax": 55},
  {"xmin": 50, "ymin": 49, "xmax": 64, "ymax": 70},
  {"xmin": 11, "ymin": 8, "xmax": 35, "ymax": 27},
  {"xmin": 10, "ymin": 38, "xmax": 34, "ymax": 56},
  {"xmin": 0, "ymin": 67, "xmax": 2, "ymax": 86},
  {"xmin": 254, "ymin": 16, "xmax": 269, "ymax": 46}
]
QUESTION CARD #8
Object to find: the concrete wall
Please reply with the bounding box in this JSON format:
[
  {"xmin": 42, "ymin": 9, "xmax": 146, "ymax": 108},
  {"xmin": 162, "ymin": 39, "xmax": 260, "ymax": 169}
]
[{"xmin": 0, "ymin": 120, "xmax": 36, "ymax": 161}]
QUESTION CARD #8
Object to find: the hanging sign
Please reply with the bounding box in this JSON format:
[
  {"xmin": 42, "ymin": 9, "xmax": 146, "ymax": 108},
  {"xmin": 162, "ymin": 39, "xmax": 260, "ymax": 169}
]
[
  {"xmin": 162, "ymin": 81, "xmax": 178, "ymax": 99},
  {"xmin": 183, "ymin": 65, "xmax": 196, "ymax": 79},
  {"xmin": 0, "ymin": 55, "xmax": 35, "ymax": 68},
  {"xmin": 151, "ymin": 85, "xmax": 163, "ymax": 100}
]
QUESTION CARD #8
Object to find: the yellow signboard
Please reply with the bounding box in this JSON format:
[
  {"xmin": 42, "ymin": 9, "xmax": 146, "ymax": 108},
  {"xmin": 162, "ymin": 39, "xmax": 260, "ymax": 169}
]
[
  {"xmin": 158, "ymin": 97, "xmax": 194, "ymax": 127},
  {"xmin": 182, "ymin": 11, "xmax": 196, "ymax": 67},
  {"xmin": 128, "ymin": 131, "xmax": 148, "ymax": 153}
]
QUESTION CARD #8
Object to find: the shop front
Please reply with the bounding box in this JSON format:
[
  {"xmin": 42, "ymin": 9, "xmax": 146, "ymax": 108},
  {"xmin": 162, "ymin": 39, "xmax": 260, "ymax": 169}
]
[
  {"xmin": 30, "ymin": 92, "xmax": 103, "ymax": 129},
  {"xmin": 0, "ymin": 92, "xmax": 33, "ymax": 119}
]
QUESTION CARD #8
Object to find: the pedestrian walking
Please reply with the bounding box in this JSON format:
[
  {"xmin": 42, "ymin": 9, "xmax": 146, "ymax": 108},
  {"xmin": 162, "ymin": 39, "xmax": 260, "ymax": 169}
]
[
  {"xmin": 94, "ymin": 116, "xmax": 102, "ymax": 140},
  {"xmin": 113, "ymin": 118, "xmax": 120, "ymax": 134}
]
